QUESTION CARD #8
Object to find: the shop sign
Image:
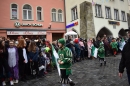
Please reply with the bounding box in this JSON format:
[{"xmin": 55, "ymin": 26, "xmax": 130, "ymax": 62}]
[
  {"xmin": 7, "ymin": 31, "xmax": 46, "ymax": 35},
  {"xmin": 108, "ymin": 21, "xmax": 120, "ymax": 25},
  {"xmin": 66, "ymin": 21, "xmax": 78, "ymax": 28},
  {"xmin": 14, "ymin": 21, "xmax": 43, "ymax": 28}
]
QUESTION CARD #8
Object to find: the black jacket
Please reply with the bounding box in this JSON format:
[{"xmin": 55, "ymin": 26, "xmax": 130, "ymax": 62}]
[
  {"xmin": 18, "ymin": 48, "xmax": 25, "ymax": 64},
  {"xmin": 119, "ymin": 38, "xmax": 130, "ymax": 73}
]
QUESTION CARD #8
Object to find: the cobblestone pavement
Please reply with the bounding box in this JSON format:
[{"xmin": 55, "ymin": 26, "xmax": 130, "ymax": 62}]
[{"xmin": 7, "ymin": 55, "xmax": 129, "ymax": 86}]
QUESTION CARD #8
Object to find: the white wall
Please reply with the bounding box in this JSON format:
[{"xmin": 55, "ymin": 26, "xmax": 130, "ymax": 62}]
[{"xmin": 65, "ymin": 0, "xmax": 129, "ymax": 38}]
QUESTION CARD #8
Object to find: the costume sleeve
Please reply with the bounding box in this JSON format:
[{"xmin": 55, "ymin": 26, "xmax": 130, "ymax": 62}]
[{"xmin": 119, "ymin": 45, "xmax": 126, "ymax": 73}]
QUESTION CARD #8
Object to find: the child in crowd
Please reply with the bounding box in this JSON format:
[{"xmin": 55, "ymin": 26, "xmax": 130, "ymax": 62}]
[
  {"xmin": 110, "ymin": 38, "xmax": 118, "ymax": 57},
  {"xmin": 98, "ymin": 43, "xmax": 106, "ymax": 67},
  {"xmin": 74, "ymin": 38, "xmax": 81, "ymax": 62},
  {"xmin": 45, "ymin": 47, "xmax": 52, "ymax": 72},
  {"xmin": 28, "ymin": 41, "xmax": 39, "ymax": 77},
  {"xmin": 38, "ymin": 51, "xmax": 45, "ymax": 77},
  {"xmin": 0, "ymin": 40, "xmax": 14, "ymax": 86},
  {"xmin": 41, "ymin": 47, "xmax": 51, "ymax": 74},
  {"xmin": 7, "ymin": 41, "xmax": 19, "ymax": 85}
]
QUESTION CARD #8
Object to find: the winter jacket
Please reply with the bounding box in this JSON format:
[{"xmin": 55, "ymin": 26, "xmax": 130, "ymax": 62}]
[
  {"xmin": 74, "ymin": 43, "xmax": 81, "ymax": 57},
  {"xmin": 119, "ymin": 38, "xmax": 130, "ymax": 74},
  {"xmin": 17, "ymin": 48, "xmax": 25, "ymax": 64},
  {"xmin": 28, "ymin": 47, "xmax": 39, "ymax": 62}
]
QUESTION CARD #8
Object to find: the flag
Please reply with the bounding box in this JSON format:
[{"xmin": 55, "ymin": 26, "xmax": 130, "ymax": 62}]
[{"xmin": 51, "ymin": 44, "xmax": 61, "ymax": 76}]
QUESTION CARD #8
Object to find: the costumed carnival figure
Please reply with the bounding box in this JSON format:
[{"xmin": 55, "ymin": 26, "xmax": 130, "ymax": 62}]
[{"xmin": 57, "ymin": 38, "xmax": 75, "ymax": 86}]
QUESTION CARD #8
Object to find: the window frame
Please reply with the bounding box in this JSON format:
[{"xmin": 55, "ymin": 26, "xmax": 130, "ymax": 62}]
[
  {"xmin": 51, "ymin": 8, "xmax": 57, "ymax": 22},
  {"xmin": 71, "ymin": 6, "xmax": 78, "ymax": 21},
  {"xmin": 95, "ymin": 4, "xmax": 102, "ymax": 17},
  {"xmin": 58, "ymin": 9, "xmax": 63, "ymax": 22},
  {"xmin": 22, "ymin": 4, "xmax": 33, "ymax": 20},
  {"xmin": 114, "ymin": 9, "xmax": 119, "ymax": 20},
  {"xmin": 10, "ymin": 3, "xmax": 18, "ymax": 20},
  {"xmin": 121, "ymin": 11, "xmax": 126, "ymax": 21},
  {"xmin": 36, "ymin": 6, "xmax": 43, "ymax": 21},
  {"xmin": 105, "ymin": 6, "xmax": 111, "ymax": 19}
]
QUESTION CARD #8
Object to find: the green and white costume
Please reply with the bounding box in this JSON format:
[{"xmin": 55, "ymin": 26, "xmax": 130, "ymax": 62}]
[{"xmin": 57, "ymin": 38, "xmax": 74, "ymax": 86}]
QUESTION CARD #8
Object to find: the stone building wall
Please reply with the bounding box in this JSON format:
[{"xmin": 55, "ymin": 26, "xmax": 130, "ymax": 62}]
[{"xmin": 80, "ymin": 1, "xmax": 95, "ymax": 39}]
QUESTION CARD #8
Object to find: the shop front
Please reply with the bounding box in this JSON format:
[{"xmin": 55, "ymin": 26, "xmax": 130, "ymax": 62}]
[
  {"xmin": 0, "ymin": 21, "xmax": 66, "ymax": 42},
  {"xmin": 7, "ymin": 30, "xmax": 46, "ymax": 40}
]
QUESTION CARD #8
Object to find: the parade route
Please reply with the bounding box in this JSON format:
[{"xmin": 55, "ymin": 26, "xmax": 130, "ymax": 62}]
[{"xmin": 7, "ymin": 55, "xmax": 128, "ymax": 86}]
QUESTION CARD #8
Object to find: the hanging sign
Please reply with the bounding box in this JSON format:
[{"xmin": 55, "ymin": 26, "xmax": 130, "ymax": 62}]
[
  {"xmin": 14, "ymin": 21, "xmax": 43, "ymax": 28},
  {"xmin": 7, "ymin": 31, "xmax": 46, "ymax": 35},
  {"xmin": 108, "ymin": 21, "xmax": 120, "ymax": 25}
]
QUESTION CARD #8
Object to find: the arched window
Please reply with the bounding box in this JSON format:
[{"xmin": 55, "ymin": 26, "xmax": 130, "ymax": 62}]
[
  {"xmin": 58, "ymin": 9, "xmax": 62, "ymax": 22},
  {"xmin": 37, "ymin": 7, "xmax": 42, "ymax": 20},
  {"xmin": 51, "ymin": 8, "xmax": 56, "ymax": 21},
  {"xmin": 11, "ymin": 4, "xmax": 18, "ymax": 19},
  {"xmin": 23, "ymin": 4, "xmax": 32, "ymax": 20}
]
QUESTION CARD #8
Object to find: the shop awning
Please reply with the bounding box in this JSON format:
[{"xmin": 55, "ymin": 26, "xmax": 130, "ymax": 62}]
[{"xmin": 64, "ymin": 31, "xmax": 77, "ymax": 36}]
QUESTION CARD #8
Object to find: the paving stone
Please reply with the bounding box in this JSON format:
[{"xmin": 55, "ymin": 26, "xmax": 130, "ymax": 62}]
[{"xmin": 5, "ymin": 55, "xmax": 129, "ymax": 86}]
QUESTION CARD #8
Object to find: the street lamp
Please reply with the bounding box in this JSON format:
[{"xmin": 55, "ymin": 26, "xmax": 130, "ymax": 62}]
[{"xmin": 48, "ymin": 23, "xmax": 51, "ymax": 29}]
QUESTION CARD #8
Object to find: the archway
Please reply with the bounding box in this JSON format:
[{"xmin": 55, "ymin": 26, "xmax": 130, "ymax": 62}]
[
  {"xmin": 97, "ymin": 27, "xmax": 113, "ymax": 38},
  {"xmin": 118, "ymin": 29, "xmax": 127, "ymax": 37}
]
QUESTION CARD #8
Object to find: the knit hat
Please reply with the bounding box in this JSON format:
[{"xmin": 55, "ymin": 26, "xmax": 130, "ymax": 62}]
[
  {"xmin": 74, "ymin": 38, "xmax": 79, "ymax": 43},
  {"xmin": 58, "ymin": 38, "xmax": 66, "ymax": 45}
]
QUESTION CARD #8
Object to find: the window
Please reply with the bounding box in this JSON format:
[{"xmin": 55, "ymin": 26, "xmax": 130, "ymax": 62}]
[
  {"xmin": 121, "ymin": 11, "xmax": 126, "ymax": 21},
  {"xmin": 52, "ymin": 8, "xmax": 56, "ymax": 21},
  {"xmin": 11, "ymin": 4, "xmax": 18, "ymax": 19},
  {"xmin": 95, "ymin": 4, "xmax": 102, "ymax": 17},
  {"xmin": 58, "ymin": 9, "xmax": 62, "ymax": 22},
  {"xmin": 37, "ymin": 7, "xmax": 42, "ymax": 20},
  {"xmin": 23, "ymin": 4, "xmax": 32, "ymax": 20},
  {"xmin": 71, "ymin": 6, "xmax": 78, "ymax": 20},
  {"xmin": 114, "ymin": 9, "xmax": 119, "ymax": 20},
  {"xmin": 105, "ymin": 7, "xmax": 111, "ymax": 19}
]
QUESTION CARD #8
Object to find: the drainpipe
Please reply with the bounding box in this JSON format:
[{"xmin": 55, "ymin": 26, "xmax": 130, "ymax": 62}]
[{"xmin": 64, "ymin": 0, "xmax": 67, "ymax": 33}]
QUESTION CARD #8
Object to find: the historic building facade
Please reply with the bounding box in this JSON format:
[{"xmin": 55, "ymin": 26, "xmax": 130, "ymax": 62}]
[
  {"xmin": 0, "ymin": 0, "xmax": 65, "ymax": 42},
  {"xmin": 65, "ymin": 0, "xmax": 129, "ymax": 39}
]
